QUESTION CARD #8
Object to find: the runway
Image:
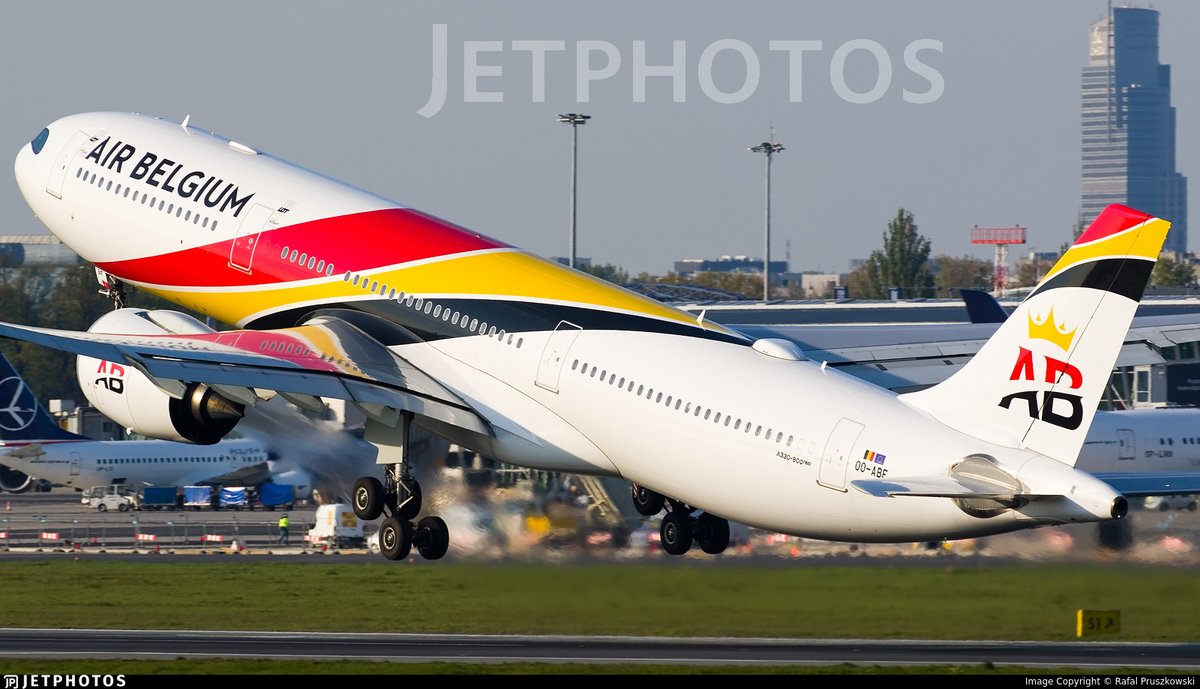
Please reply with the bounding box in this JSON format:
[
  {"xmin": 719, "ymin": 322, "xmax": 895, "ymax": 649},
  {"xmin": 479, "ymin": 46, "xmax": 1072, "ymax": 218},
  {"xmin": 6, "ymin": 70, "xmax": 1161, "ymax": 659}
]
[{"xmin": 0, "ymin": 629, "xmax": 1197, "ymax": 668}]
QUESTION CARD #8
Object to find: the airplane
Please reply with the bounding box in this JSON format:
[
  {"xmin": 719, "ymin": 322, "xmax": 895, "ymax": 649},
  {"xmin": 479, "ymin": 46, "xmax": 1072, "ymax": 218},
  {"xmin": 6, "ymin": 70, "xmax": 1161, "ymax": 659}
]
[
  {"xmin": 7, "ymin": 112, "xmax": 1200, "ymax": 563},
  {"xmin": 0, "ymin": 352, "xmax": 278, "ymax": 492}
]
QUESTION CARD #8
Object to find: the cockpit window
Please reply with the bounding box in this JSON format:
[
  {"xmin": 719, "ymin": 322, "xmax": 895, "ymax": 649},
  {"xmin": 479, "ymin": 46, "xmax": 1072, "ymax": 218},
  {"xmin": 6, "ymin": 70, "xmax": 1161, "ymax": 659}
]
[{"xmin": 30, "ymin": 128, "xmax": 49, "ymax": 155}]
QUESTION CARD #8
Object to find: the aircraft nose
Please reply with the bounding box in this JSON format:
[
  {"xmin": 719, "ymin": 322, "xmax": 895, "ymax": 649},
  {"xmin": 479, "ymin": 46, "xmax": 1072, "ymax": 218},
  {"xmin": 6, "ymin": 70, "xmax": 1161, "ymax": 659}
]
[{"xmin": 14, "ymin": 126, "xmax": 50, "ymax": 207}]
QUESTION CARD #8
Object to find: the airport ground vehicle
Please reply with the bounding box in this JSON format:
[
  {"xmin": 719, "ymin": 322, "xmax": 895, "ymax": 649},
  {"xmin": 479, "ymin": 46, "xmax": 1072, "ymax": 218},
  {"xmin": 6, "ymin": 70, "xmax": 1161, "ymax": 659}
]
[
  {"xmin": 256, "ymin": 482, "xmax": 296, "ymax": 511},
  {"xmin": 307, "ymin": 504, "xmax": 364, "ymax": 548},
  {"xmin": 139, "ymin": 486, "xmax": 179, "ymax": 510},
  {"xmin": 183, "ymin": 485, "xmax": 214, "ymax": 510},
  {"xmin": 86, "ymin": 485, "xmax": 137, "ymax": 512}
]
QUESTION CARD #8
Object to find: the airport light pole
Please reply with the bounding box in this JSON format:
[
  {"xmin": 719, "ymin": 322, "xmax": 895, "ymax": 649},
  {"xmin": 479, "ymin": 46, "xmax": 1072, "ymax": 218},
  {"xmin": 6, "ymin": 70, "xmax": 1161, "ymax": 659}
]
[
  {"xmin": 749, "ymin": 141, "xmax": 784, "ymax": 302},
  {"xmin": 558, "ymin": 113, "xmax": 590, "ymax": 269}
]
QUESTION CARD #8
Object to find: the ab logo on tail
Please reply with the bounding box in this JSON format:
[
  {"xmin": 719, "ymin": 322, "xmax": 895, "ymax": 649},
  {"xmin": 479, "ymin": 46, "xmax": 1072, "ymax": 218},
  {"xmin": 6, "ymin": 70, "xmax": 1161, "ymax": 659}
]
[{"xmin": 999, "ymin": 307, "xmax": 1084, "ymax": 430}]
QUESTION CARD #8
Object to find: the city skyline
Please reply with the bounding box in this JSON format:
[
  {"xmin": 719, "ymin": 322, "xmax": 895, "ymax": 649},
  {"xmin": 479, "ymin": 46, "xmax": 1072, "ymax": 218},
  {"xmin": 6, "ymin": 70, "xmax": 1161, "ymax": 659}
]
[
  {"xmin": 1081, "ymin": 6, "xmax": 1188, "ymax": 255},
  {"xmin": 0, "ymin": 2, "xmax": 1196, "ymax": 277}
]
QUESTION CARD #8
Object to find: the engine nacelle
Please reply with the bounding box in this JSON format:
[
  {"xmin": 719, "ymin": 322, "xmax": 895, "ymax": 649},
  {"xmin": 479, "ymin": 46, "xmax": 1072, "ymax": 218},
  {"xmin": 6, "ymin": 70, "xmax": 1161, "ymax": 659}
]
[
  {"xmin": 0, "ymin": 465, "xmax": 32, "ymax": 493},
  {"xmin": 77, "ymin": 309, "xmax": 246, "ymax": 445}
]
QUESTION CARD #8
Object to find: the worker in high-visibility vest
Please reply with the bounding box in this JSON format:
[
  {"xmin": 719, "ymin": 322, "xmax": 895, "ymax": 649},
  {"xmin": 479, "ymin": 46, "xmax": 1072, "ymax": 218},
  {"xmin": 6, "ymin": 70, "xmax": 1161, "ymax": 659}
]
[{"xmin": 277, "ymin": 514, "xmax": 290, "ymax": 545}]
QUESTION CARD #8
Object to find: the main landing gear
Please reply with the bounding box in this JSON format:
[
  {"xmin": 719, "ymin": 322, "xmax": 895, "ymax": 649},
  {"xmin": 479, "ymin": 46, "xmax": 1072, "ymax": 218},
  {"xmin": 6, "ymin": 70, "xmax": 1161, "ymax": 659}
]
[
  {"xmin": 631, "ymin": 482, "xmax": 730, "ymax": 556},
  {"xmin": 352, "ymin": 414, "xmax": 450, "ymax": 562}
]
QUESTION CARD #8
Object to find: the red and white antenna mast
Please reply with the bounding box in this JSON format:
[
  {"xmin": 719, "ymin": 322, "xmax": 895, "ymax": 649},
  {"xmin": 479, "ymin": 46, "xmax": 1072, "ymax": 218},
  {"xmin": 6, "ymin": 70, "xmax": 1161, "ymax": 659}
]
[{"xmin": 970, "ymin": 225, "xmax": 1027, "ymax": 293}]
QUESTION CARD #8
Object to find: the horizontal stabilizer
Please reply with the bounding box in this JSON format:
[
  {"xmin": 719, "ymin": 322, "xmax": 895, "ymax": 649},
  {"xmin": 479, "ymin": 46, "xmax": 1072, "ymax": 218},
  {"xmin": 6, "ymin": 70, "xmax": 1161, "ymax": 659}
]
[
  {"xmin": 851, "ymin": 476, "xmax": 1049, "ymax": 501},
  {"xmin": 2, "ymin": 443, "xmax": 46, "ymax": 458},
  {"xmin": 1091, "ymin": 473, "xmax": 1200, "ymax": 498}
]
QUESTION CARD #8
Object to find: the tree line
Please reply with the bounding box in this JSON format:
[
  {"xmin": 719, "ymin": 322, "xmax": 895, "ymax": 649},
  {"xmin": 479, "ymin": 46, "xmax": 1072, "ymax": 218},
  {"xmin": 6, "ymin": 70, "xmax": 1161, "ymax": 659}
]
[{"xmin": 584, "ymin": 207, "xmax": 1197, "ymax": 299}]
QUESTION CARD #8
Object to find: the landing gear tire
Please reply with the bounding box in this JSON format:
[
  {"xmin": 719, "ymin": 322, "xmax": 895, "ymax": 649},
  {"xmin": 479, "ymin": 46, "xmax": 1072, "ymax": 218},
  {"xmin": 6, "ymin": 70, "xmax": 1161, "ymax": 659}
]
[
  {"xmin": 352, "ymin": 477, "xmax": 385, "ymax": 521},
  {"xmin": 390, "ymin": 478, "xmax": 423, "ymax": 521},
  {"xmin": 632, "ymin": 483, "xmax": 665, "ymax": 516},
  {"xmin": 378, "ymin": 516, "xmax": 413, "ymax": 561},
  {"xmin": 415, "ymin": 515, "xmax": 449, "ymax": 560},
  {"xmin": 660, "ymin": 512, "xmax": 693, "ymax": 556},
  {"xmin": 695, "ymin": 513, "xmax": 730, "ymax": 555}
]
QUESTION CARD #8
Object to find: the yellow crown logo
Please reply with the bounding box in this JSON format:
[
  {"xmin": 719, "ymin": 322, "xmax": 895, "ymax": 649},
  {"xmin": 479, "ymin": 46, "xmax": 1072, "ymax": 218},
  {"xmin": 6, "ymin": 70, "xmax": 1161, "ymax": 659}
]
[{"xmin": 1027, "ymin": 307, "xmax": 1077, "ymax": 351}]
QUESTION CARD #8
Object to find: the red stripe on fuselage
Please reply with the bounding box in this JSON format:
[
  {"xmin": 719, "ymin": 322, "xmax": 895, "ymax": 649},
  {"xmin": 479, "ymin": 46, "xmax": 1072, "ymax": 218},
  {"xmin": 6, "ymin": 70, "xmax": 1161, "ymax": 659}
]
[{"xmin": 97, "ymin": 208, "xmax": 509, "ymax": 288}]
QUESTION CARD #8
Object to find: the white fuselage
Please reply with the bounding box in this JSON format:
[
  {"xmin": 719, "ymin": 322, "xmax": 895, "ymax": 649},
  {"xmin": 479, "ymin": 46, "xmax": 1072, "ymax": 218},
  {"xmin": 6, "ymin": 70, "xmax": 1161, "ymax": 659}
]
[
  {"xmin": 13, "ymin": 113, "xmax": 1128, "ymax": 541},
  {"xmin": 1077, "ymin": 408, "xmax": 1200, "ymax": 473},
  {"xmin": 2, "ymin": 438, "xmax": 268, "ymax": 490}
]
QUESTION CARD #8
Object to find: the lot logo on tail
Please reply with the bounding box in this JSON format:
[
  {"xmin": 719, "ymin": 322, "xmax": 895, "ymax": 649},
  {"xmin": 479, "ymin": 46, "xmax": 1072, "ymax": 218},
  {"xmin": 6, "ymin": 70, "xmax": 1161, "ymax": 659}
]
[
  {"xmin": 999, "ymin": 307, "xmax": 1084, "ymax": 431},
  {"xmin": 0, "ymin": 377, "xmax": 38, "ymax": 431}
]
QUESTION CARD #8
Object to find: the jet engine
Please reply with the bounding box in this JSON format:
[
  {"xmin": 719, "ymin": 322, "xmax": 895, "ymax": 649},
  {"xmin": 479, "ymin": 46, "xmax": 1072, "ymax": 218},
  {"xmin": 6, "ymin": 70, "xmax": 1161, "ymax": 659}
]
[
  {"xmin": 0, "ymin": 465, "xmax": 32, "ymax": 493},
  {"xmin": 76, "ymin": 309, "xmax": 245, "ymax": 445}
]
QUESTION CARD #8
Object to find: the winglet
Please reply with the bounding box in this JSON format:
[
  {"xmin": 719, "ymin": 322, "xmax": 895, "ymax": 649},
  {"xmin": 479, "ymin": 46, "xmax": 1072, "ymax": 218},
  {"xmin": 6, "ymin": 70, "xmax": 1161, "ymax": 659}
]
[{"xmin": 900, "ymin": 205, "xmax": 1170, "ymax": 466}]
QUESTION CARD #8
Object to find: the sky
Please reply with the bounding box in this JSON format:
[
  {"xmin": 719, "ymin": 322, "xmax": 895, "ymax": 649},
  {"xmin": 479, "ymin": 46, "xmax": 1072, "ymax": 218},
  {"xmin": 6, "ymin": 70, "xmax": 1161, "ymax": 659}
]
[{"xmin": 0, "ymin": 1, "xmax": 1196, "ymax": 276}]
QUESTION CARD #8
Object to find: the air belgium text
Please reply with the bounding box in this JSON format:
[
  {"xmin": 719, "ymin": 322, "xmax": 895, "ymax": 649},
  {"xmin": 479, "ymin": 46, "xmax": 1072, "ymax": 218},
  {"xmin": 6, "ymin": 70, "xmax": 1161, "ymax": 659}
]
[{"xmin": 84, "ymin": 137, "xmax": 255, "ymax": 218}]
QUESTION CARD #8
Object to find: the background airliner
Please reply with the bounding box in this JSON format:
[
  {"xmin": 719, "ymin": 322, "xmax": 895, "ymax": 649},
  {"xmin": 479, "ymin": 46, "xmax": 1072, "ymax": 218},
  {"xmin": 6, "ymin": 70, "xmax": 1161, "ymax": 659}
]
[{"xmin": 6, "ymin": 112, "xmax": 1199, "ymax": 562}]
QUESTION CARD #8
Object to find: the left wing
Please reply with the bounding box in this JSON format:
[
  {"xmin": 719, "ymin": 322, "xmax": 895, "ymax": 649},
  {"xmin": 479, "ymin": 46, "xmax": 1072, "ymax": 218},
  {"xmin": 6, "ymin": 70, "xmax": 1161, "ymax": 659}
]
[
  {"xmin": 2, "ymin": 443, "xmax": 46, "ymax": 458},
  {"xmin": 0, "ymin": 315, "xmax": 492, "ymax": 438},
  {"xmin": 175, "ymin": 461, "xmax": 272, "ymax": 488}
]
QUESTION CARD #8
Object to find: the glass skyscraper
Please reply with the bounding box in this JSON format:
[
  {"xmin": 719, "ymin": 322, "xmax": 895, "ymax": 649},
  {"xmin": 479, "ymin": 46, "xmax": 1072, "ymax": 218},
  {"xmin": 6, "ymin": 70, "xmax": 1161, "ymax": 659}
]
[{"xmin": 1081, "ymin": 7, "xmax": 1187, "ymax": 254}]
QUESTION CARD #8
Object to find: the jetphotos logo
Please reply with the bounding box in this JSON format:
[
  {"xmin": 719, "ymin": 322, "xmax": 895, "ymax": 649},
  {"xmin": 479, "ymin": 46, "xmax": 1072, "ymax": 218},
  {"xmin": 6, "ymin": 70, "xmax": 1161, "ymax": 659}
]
[
  {"xmin": 999, "ymin": 307, "xmax": 1084, "ymax": 431},
  {"xmin": 418, "ymin": 24, "xmax": 945, "ymax": 117}
]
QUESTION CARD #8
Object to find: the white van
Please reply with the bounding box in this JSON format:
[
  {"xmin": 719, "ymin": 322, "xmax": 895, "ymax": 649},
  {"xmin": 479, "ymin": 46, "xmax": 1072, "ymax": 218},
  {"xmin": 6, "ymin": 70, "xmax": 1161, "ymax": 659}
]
[
  {"xmin": 87, "ymin": 485, "xmax": 137, "ymax": 512},
  {"xmin": 305, "ymin": 503, "xmax": 364, "ymax": 548}
]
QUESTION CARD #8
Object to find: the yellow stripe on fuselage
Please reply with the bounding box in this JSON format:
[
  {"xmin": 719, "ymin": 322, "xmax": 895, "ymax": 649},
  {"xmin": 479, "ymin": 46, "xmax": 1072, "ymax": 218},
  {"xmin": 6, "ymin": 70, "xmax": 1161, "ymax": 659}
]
[{"xmin": 137, "ymin": 249, "xmax": 734, "ymax": 335}]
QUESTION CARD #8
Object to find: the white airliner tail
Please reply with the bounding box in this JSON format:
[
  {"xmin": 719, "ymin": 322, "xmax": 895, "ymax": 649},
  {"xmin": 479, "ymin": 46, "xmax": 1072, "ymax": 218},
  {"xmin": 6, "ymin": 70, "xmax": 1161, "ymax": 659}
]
[{"xmin": 901, "ymin": 204, "xmax": 1170, "ymax": 466}]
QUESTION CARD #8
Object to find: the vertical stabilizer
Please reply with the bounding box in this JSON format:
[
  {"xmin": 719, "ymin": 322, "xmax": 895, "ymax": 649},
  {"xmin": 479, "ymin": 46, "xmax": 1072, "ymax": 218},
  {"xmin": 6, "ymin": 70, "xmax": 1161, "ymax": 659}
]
[
  {"xmin": 0, "ymin": 353, "xmax": 86, "ymax": 444},
  {"xmin": 901, "ymin": 205, "xmax": 1170, "ymax": 465}
]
